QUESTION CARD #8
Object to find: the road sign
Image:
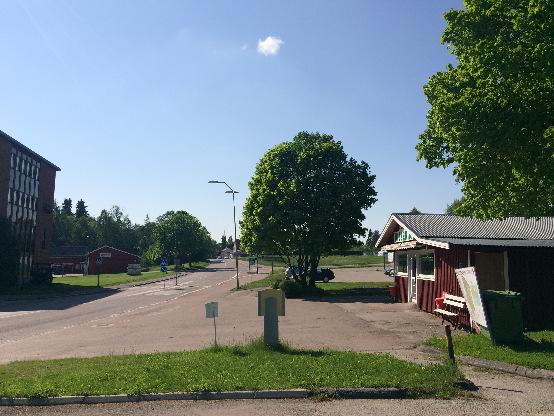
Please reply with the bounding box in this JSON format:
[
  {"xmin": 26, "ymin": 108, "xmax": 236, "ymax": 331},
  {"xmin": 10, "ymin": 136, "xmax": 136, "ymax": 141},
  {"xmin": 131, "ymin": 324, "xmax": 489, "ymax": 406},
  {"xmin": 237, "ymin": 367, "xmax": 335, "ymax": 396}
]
[
  {"xmin": 205, "ymin": 302, "xmax": 219, "ymax": 318},
  {"xmin": 161, "ymin": 265, "xmax": 168, "ymax": 273},
  {"xmin": 205, "ymin": 301, "xmax": 219, "ymax": 346},
  {"xmin": 96, "ymin": 257, "xmax": 102, "ymax": 265},
  {"xmin": 160, "ymin": 258, "xmax": 168, "ymax": 272},
  {"xmin": 248, "ymin": 258, "xmax": 256, "ymax": 266}
]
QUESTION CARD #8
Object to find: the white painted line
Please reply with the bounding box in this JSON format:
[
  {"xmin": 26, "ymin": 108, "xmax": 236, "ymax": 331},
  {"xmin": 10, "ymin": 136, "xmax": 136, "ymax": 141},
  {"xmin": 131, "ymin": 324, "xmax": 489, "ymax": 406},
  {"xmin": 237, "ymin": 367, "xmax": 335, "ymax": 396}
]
[
  {"xmin": 0, "ymin": 310, "xmax": 43, "ymax": 320},
  {"xmin": 0, "ymin": 275, "xmax": 238, "ymax": 347},
  {"xmin": 125, "ymin": 281, "xmax": 194, "ymax": 297}
]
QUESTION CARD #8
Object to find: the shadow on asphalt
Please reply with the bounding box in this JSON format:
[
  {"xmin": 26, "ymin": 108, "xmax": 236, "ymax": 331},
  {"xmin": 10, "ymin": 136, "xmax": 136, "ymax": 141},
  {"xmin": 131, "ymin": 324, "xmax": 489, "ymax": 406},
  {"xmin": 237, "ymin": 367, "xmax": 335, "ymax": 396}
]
[{"xmin": 0, "ymin": 286, "xmax": 121, "ymax": 312}]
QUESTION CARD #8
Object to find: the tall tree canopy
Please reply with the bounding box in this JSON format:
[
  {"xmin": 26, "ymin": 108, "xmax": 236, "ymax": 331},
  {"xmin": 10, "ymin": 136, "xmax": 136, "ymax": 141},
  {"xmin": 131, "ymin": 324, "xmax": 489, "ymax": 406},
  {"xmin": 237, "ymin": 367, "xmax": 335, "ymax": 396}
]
[
  {"xmin": 154, "ymin": 211, "xmax": 215, "ymax": 267},
  {"xmin": 61, "ymin": 198, "xmax": 73, "ymax": 216},
  {"xmin": 445, "ymin": 197, "xmax": 466, "ymax": 215},
  {"xmin": 241, "ymin": 132, "xmax": 377, "ymax": 286},
  {"xmin": 417, "ymin": 0, "xmax": 554, "ymax": 219},
  {"xmin": 75, "ymin": 199, "xmax": 89, "ymax": 218},
  {"xmin": 365, "ymin": 229, "xmax": 381, "ymax": 254}
]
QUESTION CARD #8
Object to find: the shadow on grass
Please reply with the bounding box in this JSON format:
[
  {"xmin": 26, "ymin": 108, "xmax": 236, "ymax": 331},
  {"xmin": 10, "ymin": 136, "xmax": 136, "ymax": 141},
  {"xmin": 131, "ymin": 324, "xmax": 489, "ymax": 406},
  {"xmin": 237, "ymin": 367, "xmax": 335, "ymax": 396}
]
[
  {"xmin": 503, "ymin": 335, "xmax": 554, "ymax": 355},
  {"xmin": 210, "ymin": 339, "xmax": 330, "ymax": 358}
]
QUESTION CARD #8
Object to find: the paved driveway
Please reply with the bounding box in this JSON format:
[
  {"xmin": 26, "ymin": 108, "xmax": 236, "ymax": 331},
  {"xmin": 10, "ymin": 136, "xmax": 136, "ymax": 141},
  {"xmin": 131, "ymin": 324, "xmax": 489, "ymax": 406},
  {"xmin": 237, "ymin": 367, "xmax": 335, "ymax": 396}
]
[{"xmin": 1, "ymin": 265, "xmax": 444, "ymax": 363}]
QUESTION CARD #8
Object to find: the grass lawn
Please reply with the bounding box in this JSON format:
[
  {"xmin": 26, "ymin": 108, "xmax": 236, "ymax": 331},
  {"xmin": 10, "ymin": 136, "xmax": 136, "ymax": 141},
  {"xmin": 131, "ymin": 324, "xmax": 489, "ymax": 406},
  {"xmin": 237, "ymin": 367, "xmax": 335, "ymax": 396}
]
[
  {"xmin": 52, "ymin": 262, "xmax": 208, "ymax": 287},
  {"xmin": 238, "ymin": 272, "xmax": 389, "ymax": 297},
  {"xmin": 424, "ymin": 331, "xmax": 554, "ymax": 371},
  {"xmin": 0, "ymin": 340, "xmax": 463, "ymax": 399},
  {"xmin": 1, "ymin": 263, "xmax": 208, "ymax": 297},
  {"xmin": 242, "ymin": 255, "xmax": 383, "ymax": 269}
]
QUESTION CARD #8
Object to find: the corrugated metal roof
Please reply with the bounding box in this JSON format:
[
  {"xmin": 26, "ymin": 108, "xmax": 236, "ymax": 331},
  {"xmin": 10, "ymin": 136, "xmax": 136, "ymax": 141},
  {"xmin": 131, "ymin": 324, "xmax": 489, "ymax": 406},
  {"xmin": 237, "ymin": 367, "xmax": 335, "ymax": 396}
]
[
  {"xmin": 428, "ymin": 238, "xmax": 554, "ymax": 248},
  {"xmin": 394, "ymin": 214, "xmax": 554, "ymax": 240}
]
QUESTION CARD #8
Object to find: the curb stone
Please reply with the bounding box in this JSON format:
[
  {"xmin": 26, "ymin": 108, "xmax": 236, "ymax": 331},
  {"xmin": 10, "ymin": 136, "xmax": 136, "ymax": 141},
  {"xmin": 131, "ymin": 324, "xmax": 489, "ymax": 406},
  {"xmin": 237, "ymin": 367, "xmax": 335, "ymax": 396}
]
[
  {"xmin": 417, "ymin": 345, "xmax": 554, "ymax": 381},
  {"xmin": 0, "ymin": 388, "xmax": 407, "ymax": 406}
]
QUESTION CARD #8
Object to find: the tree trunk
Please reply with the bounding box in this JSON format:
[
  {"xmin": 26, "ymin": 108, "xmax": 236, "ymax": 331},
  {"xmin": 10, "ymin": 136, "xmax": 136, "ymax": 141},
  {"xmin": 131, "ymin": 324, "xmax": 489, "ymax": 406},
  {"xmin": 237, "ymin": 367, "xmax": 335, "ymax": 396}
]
[{"xmin": 308, "ymin": 255, "xmax": 321, "ymax": 287}]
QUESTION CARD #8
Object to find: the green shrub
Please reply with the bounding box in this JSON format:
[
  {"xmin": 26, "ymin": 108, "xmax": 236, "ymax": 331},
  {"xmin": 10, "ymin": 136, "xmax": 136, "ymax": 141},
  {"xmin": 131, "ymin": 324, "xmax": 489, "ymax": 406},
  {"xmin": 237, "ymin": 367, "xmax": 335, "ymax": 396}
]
[
  {"xmin": 0, "ymin": 218, "xmax": 19, "ymax": 288},
  {"xmin": 30, "ymin": 265, "xmax": 53, "ymax": 286},
  {"xmin": 279, "ymin": 279, "xmax": 324, "ymax": 298}
]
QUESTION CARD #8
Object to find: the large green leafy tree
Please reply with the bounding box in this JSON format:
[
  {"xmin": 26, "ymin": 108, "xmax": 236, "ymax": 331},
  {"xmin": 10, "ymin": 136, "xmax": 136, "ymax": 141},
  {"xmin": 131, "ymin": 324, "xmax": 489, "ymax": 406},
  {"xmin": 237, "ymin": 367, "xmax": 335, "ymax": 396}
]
[
  {"xmin": 417, "ymin": 0, "xmax": 554, "ymax": 219},
  {"xmin": 0, "ymin": 218, "xmax": 19, "ymax": 288},
  {"xmin": 154, "ymin": 211, "xmax": 214, "ymax": 267},
  {"xmin": 241, "ymin": 132, "xmax": 377, "ymax": 286}
]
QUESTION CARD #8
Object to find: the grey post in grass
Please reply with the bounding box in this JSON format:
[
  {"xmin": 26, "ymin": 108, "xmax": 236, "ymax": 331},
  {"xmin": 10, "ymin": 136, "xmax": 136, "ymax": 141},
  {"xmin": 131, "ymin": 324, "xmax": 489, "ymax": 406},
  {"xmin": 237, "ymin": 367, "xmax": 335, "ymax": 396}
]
[
  {"xmin": 209, "ymin": 180, "xmax": 240, "ymax": 289},
  {"xmin": 264, "ymin": 297, "xmax": 278, "ymax": 347},
  {"xmin": 445, "ymin": 324, "xmax": 456, "ymax": 365}
]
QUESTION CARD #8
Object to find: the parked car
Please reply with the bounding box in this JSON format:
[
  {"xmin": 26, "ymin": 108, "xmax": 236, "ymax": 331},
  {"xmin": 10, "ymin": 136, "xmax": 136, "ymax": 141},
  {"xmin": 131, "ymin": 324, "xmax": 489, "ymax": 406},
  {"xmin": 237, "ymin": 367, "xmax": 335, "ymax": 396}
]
[
  {"xmin": 314, "ymin": 268, "xmax": 335, "ymax": 282},
  {"xmin": 284, "ymin": 266, "xmax": 299, "ymax": 279},
  {"xmin": 284, "ymin": 267, "xmax": 335, "ymax": 282},
  {"xmin": 384, "ymin": 267, "xmax": 395, "ymax": 276}
]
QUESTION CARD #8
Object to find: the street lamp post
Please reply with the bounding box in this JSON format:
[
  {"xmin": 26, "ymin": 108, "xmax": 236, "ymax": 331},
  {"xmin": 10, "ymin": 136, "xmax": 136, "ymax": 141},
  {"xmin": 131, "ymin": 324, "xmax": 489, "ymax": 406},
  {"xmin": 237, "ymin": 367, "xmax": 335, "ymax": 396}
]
[{"xmin": 209, "ymin": 180, "xmax": 240, "ymax": 289}]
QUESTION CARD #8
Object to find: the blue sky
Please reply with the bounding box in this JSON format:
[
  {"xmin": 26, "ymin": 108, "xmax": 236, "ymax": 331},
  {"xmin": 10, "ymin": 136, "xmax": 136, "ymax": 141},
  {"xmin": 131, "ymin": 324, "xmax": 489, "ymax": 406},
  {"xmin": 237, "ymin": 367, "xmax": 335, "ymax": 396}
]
[{"xmin": 0, "ymin": 0, "xmax": 463, "ymax": 241}]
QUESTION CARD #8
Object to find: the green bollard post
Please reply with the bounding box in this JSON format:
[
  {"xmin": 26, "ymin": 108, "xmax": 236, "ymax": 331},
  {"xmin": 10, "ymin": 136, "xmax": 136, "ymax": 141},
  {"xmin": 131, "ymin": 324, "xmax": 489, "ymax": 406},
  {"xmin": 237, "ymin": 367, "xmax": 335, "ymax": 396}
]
[{"xmin": 264, "ymin": 297, "xmax": 279, "ymax": 347}]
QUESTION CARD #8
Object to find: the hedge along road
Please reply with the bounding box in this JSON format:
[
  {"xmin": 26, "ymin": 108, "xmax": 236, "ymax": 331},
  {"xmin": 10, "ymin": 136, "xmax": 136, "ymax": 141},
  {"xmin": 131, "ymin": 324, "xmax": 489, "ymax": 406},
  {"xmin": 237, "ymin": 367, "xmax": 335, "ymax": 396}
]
[{"xmin": 0, "ymin": 260, "xmax": 254, "ymax": 364}]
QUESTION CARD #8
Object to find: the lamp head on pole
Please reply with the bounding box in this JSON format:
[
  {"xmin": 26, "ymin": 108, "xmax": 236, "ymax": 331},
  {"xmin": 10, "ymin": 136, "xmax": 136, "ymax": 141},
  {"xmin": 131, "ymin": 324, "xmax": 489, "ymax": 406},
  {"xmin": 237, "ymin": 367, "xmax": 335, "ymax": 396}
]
[{"xmin": 208, "ymin": 180, "xmax": 223, "ymax": 184}]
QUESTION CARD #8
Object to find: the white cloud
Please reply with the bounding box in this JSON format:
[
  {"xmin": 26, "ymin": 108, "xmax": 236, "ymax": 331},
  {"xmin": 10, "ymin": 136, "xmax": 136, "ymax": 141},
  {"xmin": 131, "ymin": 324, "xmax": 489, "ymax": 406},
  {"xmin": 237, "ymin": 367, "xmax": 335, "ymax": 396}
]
[{"xmin": 257, "ymin": 36, "xmax": 283, "ymax": 56}]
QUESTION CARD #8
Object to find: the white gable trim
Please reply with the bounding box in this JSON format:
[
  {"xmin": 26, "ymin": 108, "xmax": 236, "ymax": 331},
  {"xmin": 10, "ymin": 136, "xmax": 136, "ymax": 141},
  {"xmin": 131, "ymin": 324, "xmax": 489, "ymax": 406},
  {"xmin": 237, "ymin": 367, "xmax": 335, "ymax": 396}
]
[{"xmin": 376, "ymin": 214, "xmax": 450, "ymax": 250}]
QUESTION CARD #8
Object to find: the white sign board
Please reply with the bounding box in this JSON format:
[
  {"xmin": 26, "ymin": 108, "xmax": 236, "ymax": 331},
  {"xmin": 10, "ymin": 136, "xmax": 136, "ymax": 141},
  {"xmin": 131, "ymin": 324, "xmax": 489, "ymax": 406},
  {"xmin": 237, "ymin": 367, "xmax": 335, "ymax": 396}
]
[
  {"xmin": 205, "ymin": 302, "xmax": 218, "ymax": 318},
  {"xmin": 99, "ymin": 252, "xmax": 112, "ymax": 258},
  {"xmin": 455, "ymin": 266, "xmax": 488, "ymax": 328}
]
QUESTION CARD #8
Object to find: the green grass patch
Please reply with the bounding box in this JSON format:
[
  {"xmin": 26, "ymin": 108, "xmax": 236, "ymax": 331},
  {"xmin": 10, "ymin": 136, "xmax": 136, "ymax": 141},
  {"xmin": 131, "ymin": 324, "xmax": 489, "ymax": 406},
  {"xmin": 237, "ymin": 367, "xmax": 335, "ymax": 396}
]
[
  {"xmin": 424, "ymin": 331, "xmax": 554, "ymax": 371},
  {"xmin": 52, "ymin": 262, "xmax": 207, "ymax": 288},
  {"xmin": 238, "ymin": 272, "xmax": 389, "ymax": 297},
  {"xmin": 316, "ymin": 281, "xmax": 389, "ymax": 297},
  {"xmin": 0, "ymin": 340, "xmax": 463, "ymax": 398},
  {"xmin": 242, "ymin": 255, "xmax": 383, "ymax": 269},
  {"xmin": 237, "ymin": 272, "xmax": 284, "ymax": 290}
]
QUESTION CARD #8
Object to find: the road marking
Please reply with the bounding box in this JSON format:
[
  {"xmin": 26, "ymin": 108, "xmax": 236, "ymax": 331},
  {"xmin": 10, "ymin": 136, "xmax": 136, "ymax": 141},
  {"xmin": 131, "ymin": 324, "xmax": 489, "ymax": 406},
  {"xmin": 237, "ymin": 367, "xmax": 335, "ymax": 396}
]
[
  {"xmin": 125, "ymin": 281, "xmax": 194, "ymax": 297},
  {"xmin": 0, "ymin": 275, "xmax": 238, "ymax": 347},
  {"xmin": 0, "ymin": 310, "xmax": 42, "ymax": 320}
]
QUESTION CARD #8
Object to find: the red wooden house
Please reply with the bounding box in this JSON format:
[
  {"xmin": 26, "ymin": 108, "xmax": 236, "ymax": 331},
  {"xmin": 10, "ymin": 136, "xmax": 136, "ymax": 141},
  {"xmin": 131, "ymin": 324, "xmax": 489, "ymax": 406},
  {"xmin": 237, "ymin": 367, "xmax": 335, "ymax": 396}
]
[
  {"xmin": 376, "ymin": 214, "xmax": 554, "ymax": 330},
  {"xmin": 86, "ymin": 246, "xmax": 140, "ymax": 275}
]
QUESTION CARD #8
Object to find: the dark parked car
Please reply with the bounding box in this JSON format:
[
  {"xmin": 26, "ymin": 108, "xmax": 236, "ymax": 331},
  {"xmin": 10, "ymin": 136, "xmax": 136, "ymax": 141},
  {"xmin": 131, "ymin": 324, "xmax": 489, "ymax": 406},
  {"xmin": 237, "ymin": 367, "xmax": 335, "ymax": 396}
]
[
  {"xmin": 284, "ymin": 267, "xmax": 335, "ymax": 282},
  {"xmin": 314, "ymin": 268, "xmax": 335, "ymax": 282}
]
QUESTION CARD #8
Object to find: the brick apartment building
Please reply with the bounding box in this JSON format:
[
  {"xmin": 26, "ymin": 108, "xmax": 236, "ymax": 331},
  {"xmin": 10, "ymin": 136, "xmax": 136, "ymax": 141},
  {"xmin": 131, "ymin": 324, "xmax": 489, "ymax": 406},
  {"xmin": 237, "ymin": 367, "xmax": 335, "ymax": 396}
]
[{"xmin": 0, "ymin": 129, "xmax": 60, "ymax": 285}]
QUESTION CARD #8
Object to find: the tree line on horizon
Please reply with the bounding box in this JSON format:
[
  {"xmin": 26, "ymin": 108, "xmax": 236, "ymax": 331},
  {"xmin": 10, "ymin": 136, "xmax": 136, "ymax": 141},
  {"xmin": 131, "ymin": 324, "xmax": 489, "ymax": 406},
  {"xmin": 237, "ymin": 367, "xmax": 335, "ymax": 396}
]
[{"xmin": 53, "ymin": 199, "xmax": 219, "ymax": 267}]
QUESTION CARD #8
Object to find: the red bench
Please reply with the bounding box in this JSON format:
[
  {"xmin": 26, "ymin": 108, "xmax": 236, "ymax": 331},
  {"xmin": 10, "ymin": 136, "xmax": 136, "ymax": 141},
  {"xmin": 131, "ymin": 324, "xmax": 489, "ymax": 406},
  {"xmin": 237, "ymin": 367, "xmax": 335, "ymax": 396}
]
[{"xmin": 434, "ymin": 292, "xmax": 466, "ymax": 328}]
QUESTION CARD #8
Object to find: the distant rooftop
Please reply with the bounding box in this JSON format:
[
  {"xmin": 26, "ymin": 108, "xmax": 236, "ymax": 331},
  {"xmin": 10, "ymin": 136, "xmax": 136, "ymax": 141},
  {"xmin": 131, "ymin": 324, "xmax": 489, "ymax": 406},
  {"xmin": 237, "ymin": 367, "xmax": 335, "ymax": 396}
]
[{"xmin": 51, "ymin": 246, "xmax": 89, "ymax": 258}]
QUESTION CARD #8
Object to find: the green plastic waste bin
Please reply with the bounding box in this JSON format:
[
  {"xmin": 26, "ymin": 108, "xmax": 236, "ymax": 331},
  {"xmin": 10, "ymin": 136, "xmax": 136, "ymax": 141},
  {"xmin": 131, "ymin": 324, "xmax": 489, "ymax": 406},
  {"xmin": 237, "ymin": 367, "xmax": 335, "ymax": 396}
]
[{"xmin": 481, "ymin": 290, "xmax": 524, "ymax": 344}]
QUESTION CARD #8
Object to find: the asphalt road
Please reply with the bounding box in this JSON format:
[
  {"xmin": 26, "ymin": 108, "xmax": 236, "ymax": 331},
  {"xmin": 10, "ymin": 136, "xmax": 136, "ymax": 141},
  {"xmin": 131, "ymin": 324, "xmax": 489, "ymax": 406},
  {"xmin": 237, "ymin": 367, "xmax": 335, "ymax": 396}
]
[{"xmin": 0, "ymin": 260, "xmax": 249, "ymax": 363}]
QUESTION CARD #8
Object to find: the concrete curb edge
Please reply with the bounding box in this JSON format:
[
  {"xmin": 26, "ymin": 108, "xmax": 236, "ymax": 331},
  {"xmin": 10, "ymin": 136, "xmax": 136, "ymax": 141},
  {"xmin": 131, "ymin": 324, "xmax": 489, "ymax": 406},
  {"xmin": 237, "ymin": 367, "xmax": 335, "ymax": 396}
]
[
  {"xmin": 417, "ymin": 345, "xmax": 554, "ymax": 381},
  {"xmin": 0, "ymin": 388, "xmax": 407, "ymax": 406}
]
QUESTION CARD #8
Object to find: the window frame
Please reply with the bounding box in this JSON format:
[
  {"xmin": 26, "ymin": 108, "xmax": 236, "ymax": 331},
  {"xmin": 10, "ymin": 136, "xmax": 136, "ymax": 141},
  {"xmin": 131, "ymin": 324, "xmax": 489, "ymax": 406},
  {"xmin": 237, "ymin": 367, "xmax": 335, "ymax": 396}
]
[{"xmin": 394, "ymin": 249, "xmax": 435, "ymax": 280}]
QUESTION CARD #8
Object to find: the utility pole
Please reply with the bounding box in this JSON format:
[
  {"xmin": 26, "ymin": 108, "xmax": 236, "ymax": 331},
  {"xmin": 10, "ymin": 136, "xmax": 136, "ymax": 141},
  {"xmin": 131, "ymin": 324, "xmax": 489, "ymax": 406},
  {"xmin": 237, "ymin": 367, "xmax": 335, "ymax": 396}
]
[{"xmin": 209, "ymin": 180, "xmax": 240, "ymax": 289}]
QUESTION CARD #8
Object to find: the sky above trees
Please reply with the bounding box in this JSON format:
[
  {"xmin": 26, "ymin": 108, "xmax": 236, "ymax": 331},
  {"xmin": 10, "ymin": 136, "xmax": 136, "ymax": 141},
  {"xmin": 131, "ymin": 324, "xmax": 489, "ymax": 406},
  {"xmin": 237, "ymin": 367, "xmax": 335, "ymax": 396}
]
[{"xmin": 0, "ymin": 0, "xmax": 463, "ymax": 238}]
